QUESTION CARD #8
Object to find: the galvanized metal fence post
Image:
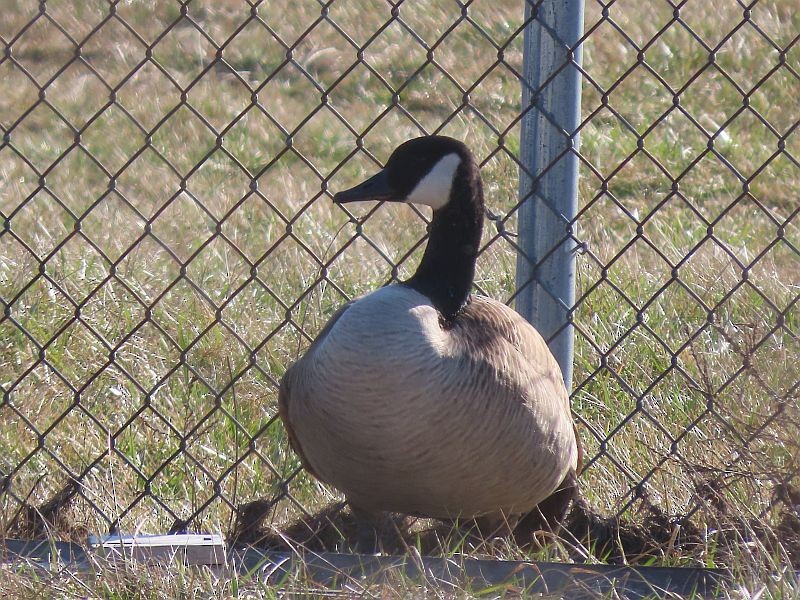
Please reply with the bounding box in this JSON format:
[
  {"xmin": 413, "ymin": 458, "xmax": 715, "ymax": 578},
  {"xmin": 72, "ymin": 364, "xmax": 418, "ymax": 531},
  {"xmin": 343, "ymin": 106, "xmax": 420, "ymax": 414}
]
[{"xmin": 516, "ymin": 0, "xmax": 584, "ymax": 390}]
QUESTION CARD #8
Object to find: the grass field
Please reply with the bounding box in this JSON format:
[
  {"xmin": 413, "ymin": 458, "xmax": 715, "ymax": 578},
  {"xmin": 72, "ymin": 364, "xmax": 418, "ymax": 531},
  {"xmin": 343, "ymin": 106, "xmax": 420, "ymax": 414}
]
[{"xmin": 0, "ymin": 0, "xmax": 798, "ymax": 596}]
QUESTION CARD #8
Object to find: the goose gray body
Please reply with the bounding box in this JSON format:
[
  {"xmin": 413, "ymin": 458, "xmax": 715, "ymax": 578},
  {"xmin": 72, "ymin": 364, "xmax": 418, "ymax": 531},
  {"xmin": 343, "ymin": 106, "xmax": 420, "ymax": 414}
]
[
  {"xmin": 278, "ymin": 136, "xmax": 579, "ymax": 540},
  {"xmin": 281, "ymin": 285, "xmax": 577, "ymax": 519}
]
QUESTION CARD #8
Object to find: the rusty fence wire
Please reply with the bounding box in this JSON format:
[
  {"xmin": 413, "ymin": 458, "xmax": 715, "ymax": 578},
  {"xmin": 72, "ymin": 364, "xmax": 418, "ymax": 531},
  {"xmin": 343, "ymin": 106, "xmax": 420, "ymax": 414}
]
[{"xmin": 0, "ymin": 0, "xmax": 797, "ymax": 553}]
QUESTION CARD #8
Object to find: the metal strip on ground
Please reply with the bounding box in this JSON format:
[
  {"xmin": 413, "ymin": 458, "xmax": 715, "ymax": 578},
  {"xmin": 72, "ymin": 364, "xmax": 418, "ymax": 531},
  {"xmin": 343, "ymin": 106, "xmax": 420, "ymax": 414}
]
[{"xmin": 2, "ymin": 538, "xmax": 730, "ymax": 598}]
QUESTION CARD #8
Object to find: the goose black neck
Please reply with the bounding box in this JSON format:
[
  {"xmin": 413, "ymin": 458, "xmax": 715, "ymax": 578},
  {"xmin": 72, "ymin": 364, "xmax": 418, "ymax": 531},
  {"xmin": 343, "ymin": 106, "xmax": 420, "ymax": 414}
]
[{"xmin": 405, "ymin": 162, "xmax": 484, "ymax": 322}]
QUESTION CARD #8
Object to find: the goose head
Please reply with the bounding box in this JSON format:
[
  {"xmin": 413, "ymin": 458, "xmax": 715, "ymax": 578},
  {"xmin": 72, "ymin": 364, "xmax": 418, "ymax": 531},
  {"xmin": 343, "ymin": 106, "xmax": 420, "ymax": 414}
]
[{"xmin": 334, "ymin": 136, "xmax": 484, "ymax": 322}]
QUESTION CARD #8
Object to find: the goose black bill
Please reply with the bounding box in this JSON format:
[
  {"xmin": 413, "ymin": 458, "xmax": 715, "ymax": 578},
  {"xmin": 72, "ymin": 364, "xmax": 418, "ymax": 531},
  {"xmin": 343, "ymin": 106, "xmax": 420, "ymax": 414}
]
[{"xmin": 333, "ymin": 169, "xmax": 399, "ymax": 203}]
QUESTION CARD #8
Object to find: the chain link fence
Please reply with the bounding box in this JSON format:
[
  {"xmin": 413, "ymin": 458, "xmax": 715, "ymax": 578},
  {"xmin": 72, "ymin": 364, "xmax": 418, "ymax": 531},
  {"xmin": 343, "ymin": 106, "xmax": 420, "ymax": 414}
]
[{"xmin": 0, "ymin": 0, "xmax": 797, "ymax": 558}]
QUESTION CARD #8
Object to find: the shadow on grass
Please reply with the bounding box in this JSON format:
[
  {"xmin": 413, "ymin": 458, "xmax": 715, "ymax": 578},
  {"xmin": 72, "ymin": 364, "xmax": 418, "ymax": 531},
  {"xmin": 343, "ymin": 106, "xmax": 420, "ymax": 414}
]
[
  {"xmin": 5, "ymin": 476, "xmax": 798, "ymax": 570},
  {"xmin": 227, "ymin": 483, "xmax": 800, "ymax": 569}
]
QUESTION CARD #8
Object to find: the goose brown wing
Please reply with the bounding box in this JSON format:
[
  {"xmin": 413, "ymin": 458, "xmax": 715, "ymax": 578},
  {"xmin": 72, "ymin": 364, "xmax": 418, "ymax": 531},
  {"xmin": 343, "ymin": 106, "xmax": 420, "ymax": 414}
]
[
  {"xmin": 457, "ymin": 296, "xmax": 579, "ymax": 466},
  {"xmin": 458, "ymin": 298, "xmax": 584, "ymax": 531},
  {"xmin": 458, "ymin": 297, "xmax": 570, "ymax": 404}
]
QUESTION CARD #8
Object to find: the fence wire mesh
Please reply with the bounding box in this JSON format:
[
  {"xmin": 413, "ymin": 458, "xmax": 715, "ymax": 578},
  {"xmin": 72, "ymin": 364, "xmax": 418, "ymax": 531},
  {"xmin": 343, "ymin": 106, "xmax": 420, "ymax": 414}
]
[{"xmin": 0, "ymin": 0, "xmax": 797, "ymax": 557}]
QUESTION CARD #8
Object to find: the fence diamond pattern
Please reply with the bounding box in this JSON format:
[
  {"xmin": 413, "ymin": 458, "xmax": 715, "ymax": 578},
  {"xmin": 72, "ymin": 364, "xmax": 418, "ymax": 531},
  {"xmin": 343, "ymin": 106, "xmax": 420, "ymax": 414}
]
[{"xmin": 0, "ymin": 0, "xmax": 797, "ymax": 548}]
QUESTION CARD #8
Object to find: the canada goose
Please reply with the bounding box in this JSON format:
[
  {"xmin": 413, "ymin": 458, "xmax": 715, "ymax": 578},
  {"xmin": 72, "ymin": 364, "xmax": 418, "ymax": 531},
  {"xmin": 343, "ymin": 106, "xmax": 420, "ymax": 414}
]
[{"xmin": 279, "ymin": 136, "xmax": 580, "ymax": 551}]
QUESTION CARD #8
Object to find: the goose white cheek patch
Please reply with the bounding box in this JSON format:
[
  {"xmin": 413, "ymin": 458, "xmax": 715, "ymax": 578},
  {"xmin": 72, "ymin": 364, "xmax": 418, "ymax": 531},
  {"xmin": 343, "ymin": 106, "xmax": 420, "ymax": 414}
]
[{"xmin": 405, "ymin": 153, "xmax": 461, "ymax": 210}]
